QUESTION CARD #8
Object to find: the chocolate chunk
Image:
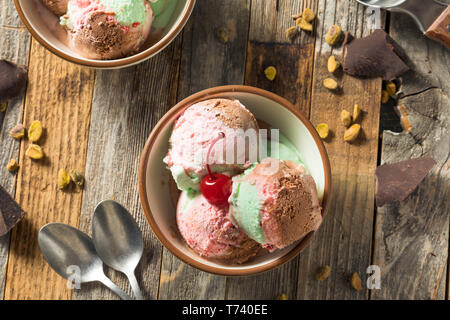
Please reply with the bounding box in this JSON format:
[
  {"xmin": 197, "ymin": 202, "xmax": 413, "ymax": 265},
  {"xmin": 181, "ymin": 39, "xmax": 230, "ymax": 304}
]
[
  {"xmin": 0, "ymin": 184, "xmax": 26, "ymax": 236},
  {"xmin": 375, "ymin": 157, "xmax": 437, "ymax": 207},
  {"xmin": 343, "ymin": 29, "xmax": 410, "ymax": 81},
  {"xmin": 0, "ymin": 60, "xmax": 28, "ymax": 102}
]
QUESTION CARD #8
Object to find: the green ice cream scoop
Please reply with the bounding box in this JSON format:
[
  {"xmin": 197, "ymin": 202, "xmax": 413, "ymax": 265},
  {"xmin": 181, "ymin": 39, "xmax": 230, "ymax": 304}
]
[
  {"xmin": 230, "ymin": 166, "xmax": 266, "ymax": 244},
  {"xmin": 100, "ymin": 0, "xmax": 150, "ymax": 26}
]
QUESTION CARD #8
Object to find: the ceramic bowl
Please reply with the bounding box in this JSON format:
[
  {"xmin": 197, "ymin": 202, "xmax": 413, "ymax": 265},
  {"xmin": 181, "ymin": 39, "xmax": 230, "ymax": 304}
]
[
  {"xmin": 138, "ymin": 85, "xmax": 331, "ymax": 276},
  {"xmin": 14, "ymin": 0, "xmax": 195, "ymax": 68}
]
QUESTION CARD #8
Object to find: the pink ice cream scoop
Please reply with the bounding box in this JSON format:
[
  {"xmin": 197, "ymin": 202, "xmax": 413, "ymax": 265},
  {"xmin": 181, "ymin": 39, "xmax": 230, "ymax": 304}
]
[
  {"xmin": 164, "ymin": 98, "xmax": 259, "ymax": 192},
  {"xmin": 229, "ymin": 158, "xmax": 322, "ymax": 250},
  {"xmin": 176, "ymin": 191, "xmax": 260, "ymax": 263},
  {"xmin": 59, "ymin": 0, "xmax": 153, "ymax": 60}
]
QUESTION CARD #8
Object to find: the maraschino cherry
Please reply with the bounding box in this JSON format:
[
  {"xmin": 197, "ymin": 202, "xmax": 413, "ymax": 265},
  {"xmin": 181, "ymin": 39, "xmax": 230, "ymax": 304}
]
[{"xmin": 200, "ymin": 132, "xmax": 232, "ymax": 205}]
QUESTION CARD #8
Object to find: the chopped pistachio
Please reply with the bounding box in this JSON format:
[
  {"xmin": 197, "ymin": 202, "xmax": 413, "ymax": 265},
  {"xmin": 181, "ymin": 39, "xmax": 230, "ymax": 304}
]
[
  {"xmin": 296, "ymin": 17, "xmax": 313, "ymax": 31},
  {"xmin": 316, "ymin": 123, "xmax": 329, "ymax": 139},
  {"xmin": 353, "ymin": 104, "xmax": 361, "ymax": 122},
  {"xmin": 28, "ymin": 120, "xmax": 43, "ymax": 142},
  {"xmin": 344, "ymin": 124, "xmax": 361, "ymax": 142},
  {"xmin": 0, "ymin": 101, "xmax": 7, "ymax": 112},
  {"xmin": 340, "ymin": 110, "xmax": 352, "ymax": 127},
  {"xmin": 264, "ymin": 66, "xmax": 277, "ymax": 81},
  {"xmin": 70, "ymin": 170, "xmax": 85, "ymax": 188},
  {"xmin": 325, "ymin": 25, "xmax": 342, "ymax": 46},
  {"xmin": 323, "ymin": 78, "xmax": 338, "ymax": 90},
  {"xmin": 276, "ymin": 293, "xmax": 288, "ymax": 300},
  {"xmin": 327, "ymin": 55, "xmax": 340, "ymax": 73},
  {"xmin": 285, "ymin": 26, "xmax": 298, "ymax": 40},
  {"xmin": 6, "ymin": 159, "xmax": 19, "ymax": 172},
  {"xmin": 302, "ymin": 8, "xmax": 315, "ymax": 22},
  {"xmin": 315, "ymin": 265, "xmax": 331, "ymax": 281},
  {"xmin": 350, "ymin": 273, "xmax": 363, "ymax": 291},
  {"xmin": 9, "ymin": 124, "xmax": 25, "ymax": 139},
  {"xmin": 25, "ymin": 144, "xmax": 44, "ymax": 160},
  {"xmin": 291, "ymin": 12, "xmax": 302, "ymax": 20},
  {"xmin": 386, "ymin": 81, "xmax": 397, "ymax": 97},
  {"xmin": 381, "ymin": 90, "xmax": 389, "ymax": 104},
  {"xmin": 58, "ymin": 169, "xmax": 70, "ymax": 190}
]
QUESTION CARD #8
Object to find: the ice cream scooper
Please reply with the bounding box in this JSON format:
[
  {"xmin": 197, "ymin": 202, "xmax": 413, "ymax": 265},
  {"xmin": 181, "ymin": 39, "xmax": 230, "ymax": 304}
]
[{"xmin": 356, "ymin": 0, "xmax": 450, "ymax": 49}]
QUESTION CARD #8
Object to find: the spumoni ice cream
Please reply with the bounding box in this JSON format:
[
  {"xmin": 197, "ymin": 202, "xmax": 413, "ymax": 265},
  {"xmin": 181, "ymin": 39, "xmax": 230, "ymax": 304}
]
[
  {"xmin": 60, "ymin": 0, "xmax": 153, "ymax": 59},
  {"xmin": 229, "ymin": 158, "xmax": 322, "ymax": 250},
  {"xmin": 40, "ymin": 0, "xmax": 177, "ymax": 59},
  {"xmin": 164, "ymin": 98, "xmax": 259, "ymax": 192},
  {"xmin": 166, "ymin": 98, "xmax": 323, "ymax": 263},
  {"xmin": 176, "ymin": 191, "xmax": 260, "ymax": 263}
]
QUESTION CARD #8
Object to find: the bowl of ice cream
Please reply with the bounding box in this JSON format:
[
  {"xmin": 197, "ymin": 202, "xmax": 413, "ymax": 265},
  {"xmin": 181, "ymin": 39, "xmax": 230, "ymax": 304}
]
[
  {"xmin": 138, "ymin": 85, "xmax": 331, "ymax": 275},
  {"xmin": 14, "ymin": 0, "xmax": 195, "ymax": 68}
]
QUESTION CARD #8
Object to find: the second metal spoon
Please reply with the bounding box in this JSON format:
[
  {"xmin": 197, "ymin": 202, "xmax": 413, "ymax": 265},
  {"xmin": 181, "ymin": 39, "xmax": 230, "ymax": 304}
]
[{"xmin": 92, "ymin": 200, "xmax": 144, "ymax": 300}]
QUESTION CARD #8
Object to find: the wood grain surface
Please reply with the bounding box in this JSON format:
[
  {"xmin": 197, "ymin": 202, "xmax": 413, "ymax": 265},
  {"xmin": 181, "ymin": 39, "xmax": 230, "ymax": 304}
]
[
  {"xmin": 0, "ymin": 0, "xmax": 448, "ymax": 300},
  {"xmin": 371, "ymin": 12, "xmax": 450, "ymax": 300},
  {"xmin": 3, "ymin": 40, "xmax": 95, "ymax": 299},
  {"xmin": 73, "ymin": 38, "xmax": 183, "ymax": 300},
  {"xmin": 296, "ymin": 0, "xmax": 382, "ymax": 300},
  {"xmin": 225, "ymin": 0, "xmax": 317, "ymax": 300},
  {"xmin": 158, "ymin": 0, "xmax": 251, "ymax": 300},
  {"xmin": 0, "ymin": 3, "xmax": 31, "ymax": 300}
]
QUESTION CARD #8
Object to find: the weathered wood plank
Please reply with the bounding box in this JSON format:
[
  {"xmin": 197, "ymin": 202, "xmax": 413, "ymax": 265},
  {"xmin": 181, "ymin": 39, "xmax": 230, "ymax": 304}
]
[
  {"xmin": 225, "ymin": 0, "xmax": 317, "ymax": 300},
  {"xmin": 72, "ymin": 38, "xmax": 183, "ymax": 300},
  {"xmin": 158, "ymin": 0, "xmax": 251, "ymax": 300},
  {"xmin": 371, "ymin": 12, "xmax": 449, "ymax": 300},
  {"xmin": 3, "ymin": 40, "xmax": 95, "ymax": 299},
  {"xmin": 296, "ymin": 1, "xmax": 382, "ymax": 299},
  {"xmin": 0, "ymin": 4, "xmax": 31, "ymax": 300}
]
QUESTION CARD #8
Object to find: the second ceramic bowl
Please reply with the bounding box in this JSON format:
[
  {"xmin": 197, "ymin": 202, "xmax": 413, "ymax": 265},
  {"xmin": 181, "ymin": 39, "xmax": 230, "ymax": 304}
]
[
  {"xmin": 138, "ymin": 85, "xmax": 331, "ymax": 276},
  {"xmin": 14, "ymin": 0, "xmax": 196, "ymax": 68}
]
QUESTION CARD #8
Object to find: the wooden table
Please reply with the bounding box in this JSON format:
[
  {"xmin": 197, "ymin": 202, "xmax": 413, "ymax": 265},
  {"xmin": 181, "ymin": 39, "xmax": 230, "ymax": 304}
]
[{"xmin": 0, "ymin": 0, "xmax": 449, "ymax": 300}]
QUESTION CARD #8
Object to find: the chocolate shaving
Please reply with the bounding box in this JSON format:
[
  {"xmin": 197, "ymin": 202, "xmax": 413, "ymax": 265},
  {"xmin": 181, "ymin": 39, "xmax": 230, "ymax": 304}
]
[
  {"xmin": 0, "ymin": 60, "xmax": 28, "ymax": 102},
  {"xmin": 0, "ymin": 184, "xmax": 26, "ymax": 236},
  {"xmin": 375, "ymin": 157, "xmax": 436, "ymax": 207},
  {"xmin": 343, "ymin": 29, "xmax": 410, "ymax": 81}
]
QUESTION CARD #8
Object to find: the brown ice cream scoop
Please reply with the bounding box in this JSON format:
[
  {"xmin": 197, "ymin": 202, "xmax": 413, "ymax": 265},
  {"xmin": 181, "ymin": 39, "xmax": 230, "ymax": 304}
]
[
  {"xmin": 40, "ymin": 0, "xmax": 68, "ymax": 16},
  {"xmin": 69, "ymin": 12, "xmax": 146, "ymax": 60},
  {"xmin": 231, "ymin": 158, "xmax": 322, "ymax": 250},
  {"xmin": 196, "ymin": 98, "xmax": 259, "ymax": 130}
]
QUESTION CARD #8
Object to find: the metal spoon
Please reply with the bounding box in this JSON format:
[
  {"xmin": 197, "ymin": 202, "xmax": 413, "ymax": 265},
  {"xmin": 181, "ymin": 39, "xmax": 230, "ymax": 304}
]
[
  {"xmin": 38, "ymin": 223, "xmax": 132, "ymax": 300},
  {"xmin": 356, "ymin": 0, "xmax": 450, "ymax": 48},
  {"xmin": 92, "ymin": 200, "xmax": 144, "ymax": 300}
]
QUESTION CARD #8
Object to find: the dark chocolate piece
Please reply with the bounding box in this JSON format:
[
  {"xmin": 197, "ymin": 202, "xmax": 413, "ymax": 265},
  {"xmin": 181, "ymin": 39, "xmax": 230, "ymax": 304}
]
[
  {"xmin": 375, "ymin": 157, "xmax": 437, "ymax": 207},
  {"xmin": 0, "ymin": 184, "xmax": 26, "ymax": 236},
  {"xmin": 0, "ymin": 60, "xmax": 28, "ymax": 102},
  {"xmin": 343, "ymin": 29, "xmax": 410, "ymax": 81}
]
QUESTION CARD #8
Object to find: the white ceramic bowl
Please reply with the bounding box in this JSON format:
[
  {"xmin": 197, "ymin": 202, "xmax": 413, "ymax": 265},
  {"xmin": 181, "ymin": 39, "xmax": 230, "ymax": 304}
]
[
  {"xmin": 15, "ymin": 0, "xmax": 195, "ymax": 68},
  {"xmin": 138, "ymin": 85, "xmax": 331, "ymax": 275}
]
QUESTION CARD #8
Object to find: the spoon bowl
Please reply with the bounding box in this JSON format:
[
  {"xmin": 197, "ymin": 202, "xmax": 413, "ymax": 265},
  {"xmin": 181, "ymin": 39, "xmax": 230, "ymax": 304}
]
[
  {"xmin": 92, "ymin": 200, "xmax": 144, "ymax": 300},
  {"xmin": 38, "ymin": 223, "xmax": 132, "ymax": 300}
]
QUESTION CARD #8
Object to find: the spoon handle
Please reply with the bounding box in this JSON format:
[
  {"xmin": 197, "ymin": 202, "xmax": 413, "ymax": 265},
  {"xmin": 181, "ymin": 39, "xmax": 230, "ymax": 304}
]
[
  {"xmin": 126, "ymin": 272, "xmax": 144, "ymax": 300},
  {"xmin": 98, "ymin": 274, "xmax": 133, "ymax": 300}
]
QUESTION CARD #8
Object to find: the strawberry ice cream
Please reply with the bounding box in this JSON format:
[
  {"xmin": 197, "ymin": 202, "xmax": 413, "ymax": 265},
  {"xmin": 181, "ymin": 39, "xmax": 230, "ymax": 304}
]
[
  {"xmin": 229, "ymin": 158, "xmax": 322, "ymax": 250},
  {"xmin": 176, "ymin": 191, "xmax": 260, "ymax": 263},
  {"xmin": 164, "ymin": 98, "xmax": 259, "ymax": 192}
]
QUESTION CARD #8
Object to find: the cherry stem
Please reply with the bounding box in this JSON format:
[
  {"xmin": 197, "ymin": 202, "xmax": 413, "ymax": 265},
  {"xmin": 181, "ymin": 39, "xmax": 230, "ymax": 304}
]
[{"xmin": 205, "ymin": 132, "xmax": 225, "ymax": 180}]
